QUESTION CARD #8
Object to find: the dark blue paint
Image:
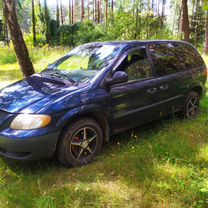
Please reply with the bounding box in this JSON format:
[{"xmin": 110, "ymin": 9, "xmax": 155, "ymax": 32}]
[{"xmin": 0, "ymin": 40, "xmax": 206, "ymax": 161}]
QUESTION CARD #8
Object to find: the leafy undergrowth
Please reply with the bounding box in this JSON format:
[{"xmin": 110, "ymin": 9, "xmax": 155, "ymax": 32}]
[{"xmin": 0, "ymin": 49, "xmax": 207, "ymax": 207}]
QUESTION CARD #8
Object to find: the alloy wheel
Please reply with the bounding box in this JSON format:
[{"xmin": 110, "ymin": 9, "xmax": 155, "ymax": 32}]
[
  {"xmin": 186, "ymin": 95, "xmax": 199, "ymax": 118},
  {"xmin": 69, "ymin": 127, "xmax": 98, "ymax": 160}
]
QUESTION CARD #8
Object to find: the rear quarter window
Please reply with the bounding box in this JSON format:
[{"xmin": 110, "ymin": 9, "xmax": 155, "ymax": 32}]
[
  {"xmin": 148, "ymin": 43, "xmax": 204, "ymax": 76},
  {"xmin": 178, "ymin": 43, "xmax": 204, "ymax": 69}
]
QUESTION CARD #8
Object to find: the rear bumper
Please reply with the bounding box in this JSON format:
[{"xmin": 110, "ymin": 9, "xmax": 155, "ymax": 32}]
[{"xmin": 0, "ymin": 132, "xmax": 59, "ymax": 161}]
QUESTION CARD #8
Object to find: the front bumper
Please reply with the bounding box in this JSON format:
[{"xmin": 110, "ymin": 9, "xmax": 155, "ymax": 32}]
[{"xmin": 0, "ymin": 132, "xmax": 59, "ymax": 161}]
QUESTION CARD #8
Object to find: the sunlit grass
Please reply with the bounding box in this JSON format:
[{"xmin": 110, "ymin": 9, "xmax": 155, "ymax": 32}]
[
  {"xmin": 1, "ymin": 113, "xmax": 208, "ymax": 207},
  {"xmin": 0, "ymin": 47, "xmax": 207, "ymax": 207},
  {"xmin": 0, "ymin": 46, "xmax": 70, "ymax": 83}
]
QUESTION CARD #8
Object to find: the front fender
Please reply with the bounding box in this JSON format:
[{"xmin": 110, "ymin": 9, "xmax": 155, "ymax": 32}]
[{"xmin": 56, "ymin": 104, "xmax": 110, "ymax": 129}]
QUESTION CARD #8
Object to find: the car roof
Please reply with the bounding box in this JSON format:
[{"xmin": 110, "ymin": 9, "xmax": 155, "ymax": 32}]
[
  {"xmin": 81, "ymin": 40, "xmax": 194, "ymax": 52},
  {"xmin": 84, "ymin": 40, "xmax": 190, "ymax": 47}
]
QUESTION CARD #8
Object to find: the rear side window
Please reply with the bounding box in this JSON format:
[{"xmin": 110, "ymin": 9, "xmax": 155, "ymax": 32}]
[
  {"xmin": 179, "ymin": 44, "xmax": 204, "ymax": 68},
  {"xmin": 148, "ymin": 43, "xmax": 204, "ymax": 76}
]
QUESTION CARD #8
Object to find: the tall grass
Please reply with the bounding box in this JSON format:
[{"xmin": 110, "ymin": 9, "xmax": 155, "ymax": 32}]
[
  {"xmin": 0, "ymin": 46, "xmax": 70, "ymax": 84},
  {"xmin": 29, "ymin": 46, "xmax": 70, "ymax": 65},
  {"xmin": 0, "ymin": 48, "xmax": 17, "ymax": 64}
]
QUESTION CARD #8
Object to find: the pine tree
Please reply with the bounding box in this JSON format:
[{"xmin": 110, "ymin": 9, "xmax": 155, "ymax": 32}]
[
  {"xmin": 81, "ymin": 0, "xmax": 84, "ymax": 21},
  {"xmin": 56, "ymin": 0, "xmax": 60, "ymax": 27},
  {"xmin": 181, "ymin": 0, "xmax": 190, "ymax": 41},
  {"xmin": 32, "ymin": 0, "xmax": 36, "ymax": 46}
]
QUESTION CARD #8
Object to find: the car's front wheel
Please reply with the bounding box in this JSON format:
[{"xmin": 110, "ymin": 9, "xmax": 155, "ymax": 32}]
[
  {"xmin": 181, "ymin": 91, "xmax": 200, "ymax": 119},
  {"xmin": 56, "ymin": 118, "xmax": 103, "ymax": 167}
]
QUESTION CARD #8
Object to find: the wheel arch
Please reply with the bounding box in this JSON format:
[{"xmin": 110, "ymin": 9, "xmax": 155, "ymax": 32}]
[
  {"xmin": 190, "ymin": 85, "xmax": 203, "ymax": 98},
  {"xmin": 56, "ymin": 106, "xmax": 110, "ymax": 143}
]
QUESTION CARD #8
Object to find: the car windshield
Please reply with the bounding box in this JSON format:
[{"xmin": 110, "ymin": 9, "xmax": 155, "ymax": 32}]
[{"xmin": 44, "ymin": 44, "xmax": 122, "ymax": 84}]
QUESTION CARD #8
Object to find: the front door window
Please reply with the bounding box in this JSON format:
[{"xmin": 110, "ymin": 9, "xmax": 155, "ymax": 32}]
[{"xmin": 117, "ymin": 48, "xmax": 152, "ymax": 81}]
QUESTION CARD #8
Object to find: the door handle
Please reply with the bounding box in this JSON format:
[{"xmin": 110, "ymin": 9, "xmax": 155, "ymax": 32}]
[
  {"xmin": 159, "ymin": 85, "xmax": 169, "ymax": 90},
  {"xmin": 147, "ymin": 88, "xmax": 157, "ymax": 94}
]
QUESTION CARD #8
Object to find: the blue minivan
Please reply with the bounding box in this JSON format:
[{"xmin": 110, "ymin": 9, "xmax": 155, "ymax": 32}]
[{"xmin": 0, "ymin": 41, "xmax": 206, "ymax": 166}]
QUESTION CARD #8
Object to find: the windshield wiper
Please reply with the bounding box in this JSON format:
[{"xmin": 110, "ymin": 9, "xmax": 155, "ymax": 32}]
[
  {"xmin": 32, "ymin": 73, "xmax": 78, "ymax": 86},
  {"xmin": 50, "ymin": 72, "xmax": 78, "ymax": 86},
  {"xmin": 42, "ymin": 71, "xmax": 78, "ymax": 86}
]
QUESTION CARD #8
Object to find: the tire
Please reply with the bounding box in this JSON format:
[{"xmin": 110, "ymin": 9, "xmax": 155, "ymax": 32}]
[
  {"xmin": 56, "ymin": 118, "xmax": 103, "ymax": 167},
  {"xmin": 181, "ymin": 91, "xmax": 200, "ymax": 119}
]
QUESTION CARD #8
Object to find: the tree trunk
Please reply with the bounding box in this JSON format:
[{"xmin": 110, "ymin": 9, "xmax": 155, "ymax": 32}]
[
  {"xmin": 111, "ymin": 0, "xmax": 113, "ymax": 12},
  {"xmin": 204, "ymin": 12, "xmax": 208, "ymax": 54},
  {"xmin": 88, "ymin": 0, "xmax": 90, "ymax": 20},
  {"xmin": 172, "ymin": 0, "xmax": 177, "ymax": 35},
  {"xmin": 69, "ymin": 0, "xmax": 71, "ymax": 24},
  {"xmin": 135, "ymin": 4, "xmax": 139, "ymax": 39},
  {"xmin": 133, "ymin": 0, "xmax": 135, "ymax": 22},
  {"xmin": 93, "ymin": 0, "xmax": 94, "ymax": 21},
  {"xmin": 95, "ymin": 0, "xmax": 97, "ymax": 22},
  {"xmin": 3, "ymin": 0, "xmax": 35, "ymax": 77},
  {"xmin": 60, "ymin": 0, "xmax": 64, "ymax": 25},
  {"xmin": 4, "ymin": 23, "xmax": 10, "ymax": 46},
  {"xmin": 157, "ymin": 0, "xmax": 159, "ymax": 15},
  {"xmin": 44, "ymin": 0, "xmax": 50, "ymax": 44},
  {"xmin": 178, "ymin": 3, "xmax": 181, "ymax": 34},
  {"xmin": 76, "ymin": 0, "xmax": 79, "ymax": 22},
  {"xmin": 106, "ymin": 0, "xmax": 108, "ymax": 27},
  {"xmin": 161, "ymin": 0, "xmax": 165, "ymax": 28},
  {"xmin": 57, "ymin": 0, "xmax": 60, "ymax": 27},
  {"xmin": 38, "ymin": 0, "xmax": 42, "ymax": 14},
  {"xmin": 2, "ymin": 8, "xmax": 10, "ymax": 46},
  {"xmin": 98, "ymin": 0, "xmax": 100, "ymax": 23},
  {"xmin": 32, "ymin": 0, "xmax": 36, "ymax": 46},
  {"xmin": 181, "ymin": 0, "xmax": 190, "ymax": 42},
  {"xmin": 71, "ymin": 0, "xmax": 74, "ymax": 24},
  {"xmin": 74, "ymin": 0, "xmax": 77, "ymax": 22},
  {"xmin": 81, "ymin": 0, "xmax": 84, "ymax": 21},
  {"xmin": 151, "ymin": 0, "xmax": 154, "ymax": 12}
]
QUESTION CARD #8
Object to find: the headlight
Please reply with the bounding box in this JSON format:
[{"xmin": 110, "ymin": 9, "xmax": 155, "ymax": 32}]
[{"xmin": 10, "ymin": 114, "xmax": 51, "ymax": 130}]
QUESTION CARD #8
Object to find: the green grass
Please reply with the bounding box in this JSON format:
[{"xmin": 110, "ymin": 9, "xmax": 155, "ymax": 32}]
[
  {"xmin": 0, "ymin": 47, "xmax": 207, "ymax": 207},
  {"xmin": 0, "ymin": 46, "xmax": 69, "ymax": 88}
]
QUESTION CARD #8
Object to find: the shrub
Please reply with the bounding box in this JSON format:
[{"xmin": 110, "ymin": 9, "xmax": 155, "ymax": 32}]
[
  {"xmin": 24, "ymin": 33, "xmax": 46, "ymax": 47},
  {"xmin": 0, "ymin": 48, "xmax": 17, "ymax": 64},
  {"xmin": 59, "ymin": 21, "xmax": 107, "ymax": 47},
  {"xmin": 49, "ymin": 19, "xmax": 59, "ymax": 45},
  {"xmin": 59, "ymin": 23, "xmax": 79, "ymax": 46}
]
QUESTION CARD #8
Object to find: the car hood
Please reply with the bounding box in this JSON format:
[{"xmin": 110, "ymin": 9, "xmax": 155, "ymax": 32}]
[{"xmin": 0, "ymin": 76, "xmax": 84, "ymax": 113}]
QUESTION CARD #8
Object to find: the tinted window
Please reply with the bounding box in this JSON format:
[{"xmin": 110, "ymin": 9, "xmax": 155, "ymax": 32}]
[
  {"xmin": 118, "ymin": 48, "xmax": 152, "ymax": 81},
  {"xmin": 148, "ymin": 43, "xmax": 204, "ymax": 76},
  {"xmin": 179, "ymin": 43, "xmax": 204, "ymax": 68}
]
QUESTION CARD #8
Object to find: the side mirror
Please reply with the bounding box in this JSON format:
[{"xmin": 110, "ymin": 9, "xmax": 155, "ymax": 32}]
[{"xmin": 105, "ymin": 71, "xmax": 128, "ymax": 86}]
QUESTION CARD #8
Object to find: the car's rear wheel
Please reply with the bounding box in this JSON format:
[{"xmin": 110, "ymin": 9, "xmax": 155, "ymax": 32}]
[
  {"xmin": 56, "ymin": 118, "xmax": 103, "ymax": 167},
  {"xmin": 181, "ymin": 91, "xmax": 200, "ymax": 119}
]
